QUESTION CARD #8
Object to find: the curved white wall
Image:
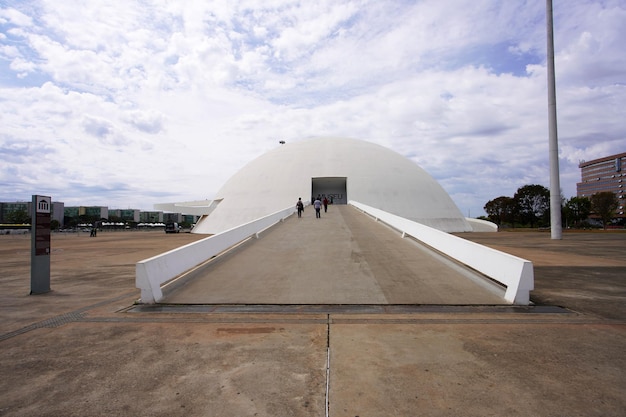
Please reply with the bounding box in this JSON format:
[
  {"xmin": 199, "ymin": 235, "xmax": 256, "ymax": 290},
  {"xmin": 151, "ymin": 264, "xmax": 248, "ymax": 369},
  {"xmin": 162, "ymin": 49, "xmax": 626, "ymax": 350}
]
[
  {"xmin": 466, "ymin": 217, "xmax": 498, "ymax": 232},
  {"xmin": 193, "ymin": 137, "xmax": 472, "ymax": 234}
]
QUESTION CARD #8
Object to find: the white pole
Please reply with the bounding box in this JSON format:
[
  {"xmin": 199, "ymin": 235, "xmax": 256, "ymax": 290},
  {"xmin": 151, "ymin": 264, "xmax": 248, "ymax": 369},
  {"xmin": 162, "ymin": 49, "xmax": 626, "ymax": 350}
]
[{"xmin": 547, "ymin": 0, "xmax": 562, "ymax": 239}]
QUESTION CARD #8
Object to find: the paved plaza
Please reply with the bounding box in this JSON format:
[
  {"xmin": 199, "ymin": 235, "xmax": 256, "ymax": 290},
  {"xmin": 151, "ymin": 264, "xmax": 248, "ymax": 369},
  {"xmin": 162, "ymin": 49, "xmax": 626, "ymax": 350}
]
[{"xmin": 1, "ymin": 208, "xmax": 625, "ymax": 416}]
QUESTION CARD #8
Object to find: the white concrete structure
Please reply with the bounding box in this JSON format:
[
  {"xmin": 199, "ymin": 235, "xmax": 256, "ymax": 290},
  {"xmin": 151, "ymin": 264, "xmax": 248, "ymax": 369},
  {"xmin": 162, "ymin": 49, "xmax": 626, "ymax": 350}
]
[
  {"xmin": 136, "ymin": 201, "xmax": 529, "ymax": 304},
  {"xmin": 466, "ymin": 217, "xmax": 499, "ymax": 232},
  {"xmin": 154, "ymin": 200, "xmax": 220, "ymax": 217},
  {"xmin": 351, "ymin": 201, "xmax": 533, "ymax": 304},
  {"xmin": 136, "ymin": 205, "xmax": 294, "ymax": 303},
  {"xmin": 192, "ymin": 137, "xmax": 478, "ymax": 235}
]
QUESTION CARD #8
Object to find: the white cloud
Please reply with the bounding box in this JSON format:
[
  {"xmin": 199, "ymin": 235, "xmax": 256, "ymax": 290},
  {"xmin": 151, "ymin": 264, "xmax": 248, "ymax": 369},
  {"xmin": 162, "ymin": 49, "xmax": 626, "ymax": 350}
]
[
  {"xmin": 0, "ymin": 0, "xmax": 624, "ymax": 216},
  {"xmin": 0, "ymin": 7, "xmax": 33, "ymax": 27}
]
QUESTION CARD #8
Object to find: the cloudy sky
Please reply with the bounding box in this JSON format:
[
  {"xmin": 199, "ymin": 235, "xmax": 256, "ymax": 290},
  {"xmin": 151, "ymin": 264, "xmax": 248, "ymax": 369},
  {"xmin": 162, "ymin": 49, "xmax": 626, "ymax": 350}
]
[{"xmin": 1, "ymin": 0, "xmax": 624, "ymax": 217}]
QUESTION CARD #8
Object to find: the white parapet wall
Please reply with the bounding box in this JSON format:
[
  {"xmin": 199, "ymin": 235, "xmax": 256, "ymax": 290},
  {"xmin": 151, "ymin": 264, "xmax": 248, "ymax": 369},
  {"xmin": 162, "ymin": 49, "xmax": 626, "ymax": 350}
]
[
  {"xmin": 466, "ymin": 217, "xmax": 498, "ymax": 232},
  {"xmin": 350, "ymin": 201, "xmax": 534, "ymax": 305},
  {"xmin": 136, "ymin": 205, "xmax": 296, "ymax": 303}
]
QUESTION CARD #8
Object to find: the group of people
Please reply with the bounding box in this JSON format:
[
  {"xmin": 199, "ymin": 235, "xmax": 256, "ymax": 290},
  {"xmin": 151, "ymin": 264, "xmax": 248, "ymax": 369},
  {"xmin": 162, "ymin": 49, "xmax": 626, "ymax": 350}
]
[{"xmin": 296, "ymin": 195, "xmax": 329, "ymax": 219}]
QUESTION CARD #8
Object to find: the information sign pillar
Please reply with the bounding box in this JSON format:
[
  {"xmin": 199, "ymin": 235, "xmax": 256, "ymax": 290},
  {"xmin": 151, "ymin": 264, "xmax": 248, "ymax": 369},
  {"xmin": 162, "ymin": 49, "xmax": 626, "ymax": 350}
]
[{"xmin": 31, "ymin": 195, "xmax": 51, "ymax": 294}]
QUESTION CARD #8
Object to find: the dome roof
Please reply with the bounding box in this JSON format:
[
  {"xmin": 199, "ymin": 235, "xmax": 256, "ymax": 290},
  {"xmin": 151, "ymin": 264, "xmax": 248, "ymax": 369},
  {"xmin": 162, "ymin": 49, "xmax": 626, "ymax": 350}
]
[{"xmin": 192, "ymin": 137, "xmax": 471, "ymax": 234}]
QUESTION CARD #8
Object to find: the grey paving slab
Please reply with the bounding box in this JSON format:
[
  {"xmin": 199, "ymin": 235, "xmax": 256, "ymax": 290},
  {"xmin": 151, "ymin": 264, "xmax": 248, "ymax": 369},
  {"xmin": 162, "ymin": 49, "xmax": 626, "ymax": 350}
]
[
  {"xmin": 1, "ymin": 230, "xmax": 625, "ymax": 416},
  {"xmin": 329, "ymin": 321, "xmax": 626, "ymax": 417},
  {"xmin": 0, "ymin": 321, "xmax": 328, "ymax": 416},
  {"xmin": 163, "ymin": 205, "xmax": 505, "ymax": 305}
]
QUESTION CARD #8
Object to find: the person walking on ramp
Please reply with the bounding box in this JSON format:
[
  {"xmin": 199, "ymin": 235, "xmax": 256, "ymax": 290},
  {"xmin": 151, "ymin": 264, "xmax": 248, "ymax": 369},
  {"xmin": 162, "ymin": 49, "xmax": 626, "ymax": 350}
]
[
  {"xmin": 313, "ymin": 197, "xmax": 322, "ymax": 218},
  {"xmin": 296, "ymin": 198, "xmax": 304, "ymax": 218}
]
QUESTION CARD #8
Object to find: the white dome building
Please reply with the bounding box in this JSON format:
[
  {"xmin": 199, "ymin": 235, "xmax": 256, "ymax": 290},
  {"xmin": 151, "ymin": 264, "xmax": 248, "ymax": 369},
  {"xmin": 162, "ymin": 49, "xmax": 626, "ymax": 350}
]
[{"xmin": 190, "ymin": 137, "xmax": 479, "ymax": 234}]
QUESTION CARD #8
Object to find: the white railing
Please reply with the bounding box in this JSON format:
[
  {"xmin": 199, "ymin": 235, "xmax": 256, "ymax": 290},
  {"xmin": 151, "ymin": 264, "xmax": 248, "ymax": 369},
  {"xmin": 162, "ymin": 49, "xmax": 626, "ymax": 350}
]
[
  {"xmin": 136, "ymin": 205, "xmax": 296, "ymax": 303},
  {"xmin": 350, "ymin": 201, "xmax": 534, "ymax": 304}
]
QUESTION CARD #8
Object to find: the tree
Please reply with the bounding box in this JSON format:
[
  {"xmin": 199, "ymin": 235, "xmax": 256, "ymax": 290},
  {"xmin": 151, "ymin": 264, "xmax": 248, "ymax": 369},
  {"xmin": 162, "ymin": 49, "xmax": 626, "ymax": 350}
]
[
  {"xmin": 108, "ymin": 214, "xmax": 123, "ymax": 223},
  {"xmin": 514, "ymin": 184, "xmax": 550, "ymax": 228},
  {"xmin": 484, "ymin": 196, "xmax": 516, "ymax": 226},
  {"xmin": 78, "ymin": 214, "xmax": 99, "ymax": 226},
  {"xmin": 564, "ymin": 196, "xmax": 591, "ymax": 228},
  {"xmin": 590, "ymin": 192, "xmax": 618, "ymax": 230},
  {"xmin": 6, "ymin": 209, "xmax": 31, "ymax": 224}
]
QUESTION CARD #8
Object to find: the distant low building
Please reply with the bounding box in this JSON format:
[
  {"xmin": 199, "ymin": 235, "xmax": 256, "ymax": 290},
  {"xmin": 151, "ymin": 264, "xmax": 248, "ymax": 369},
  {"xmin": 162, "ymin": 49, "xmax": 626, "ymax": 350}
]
[
  {"xmin": 161, "ymin": 213, "xmax": 199, "ymax": 225},
  {"xmin": 163, "ymin": 212, "xmax": 183, "ymax": 223},
  {"xmin": 140, "ymin": 211, "xmax": 163, "ymax": 223},
  {"xmin": 64, "ymin": 206, "xmax": 108, "ymax": 220},
  {"xmin": 109, "ymin": 209, "xmax": 141, "ymax": 223},
  {"xmin": 182, "ymin": 214, "xmax": 199, "ymax": 225},
  {"xmin": 577, "ymin": 151, "xmax": 626, "ymax": 218},
  {"xmin": 1, "ymin": 200, "xmax": 64, "ymax": 226},
  {"xmin": 1, "ymin": 201, "xmax": 193, "ymax": 229},
  {"xmin": 0, "ymin": 201, "xmax": 30, "ymax": 223}
]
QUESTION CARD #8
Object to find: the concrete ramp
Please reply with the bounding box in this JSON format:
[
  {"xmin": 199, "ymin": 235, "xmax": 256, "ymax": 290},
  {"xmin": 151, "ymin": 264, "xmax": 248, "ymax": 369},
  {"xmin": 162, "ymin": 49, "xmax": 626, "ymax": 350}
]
[{"xmin": 162, "ymin": 205, "xmax": 505, "ymax": 305}]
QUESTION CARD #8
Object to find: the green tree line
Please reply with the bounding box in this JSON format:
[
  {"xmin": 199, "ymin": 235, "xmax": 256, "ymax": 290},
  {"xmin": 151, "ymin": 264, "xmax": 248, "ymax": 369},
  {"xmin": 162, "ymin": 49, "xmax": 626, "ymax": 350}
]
[{"xmin": 484, "ymin": 185, "xmax": 620, "ymax": 229}]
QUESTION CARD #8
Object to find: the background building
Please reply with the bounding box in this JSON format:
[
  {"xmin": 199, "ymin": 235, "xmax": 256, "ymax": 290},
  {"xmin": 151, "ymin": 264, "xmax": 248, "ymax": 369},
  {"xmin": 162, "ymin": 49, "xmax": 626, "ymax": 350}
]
[
  {"xmin": 109, "ymin": 209, "xmax": 141, "ymax": 223},
  {"xmin": 0, "ymin": 202, "xmax": 30, "ymax": 224},
  {"xmin": 140, "ymin": 211, "xmax": 163, "ymax": 223},
  {"xmin": 1, "ymin": 201, "xmax": 194, "ymax": 230},
  {"xmin": 1, "ymin": 200, "xmax": 65, "ymax": 226},
  {"xmin": 577, "ymin": 152, "xmax": 626, "ymax": 218},
  {"xmin": 182, "ymin": 214, "xmax": 198, "ymax": 225},
  {"xmin": 64, "ymin": 206, "xmax": 108, "ymax": 220},
  {"xmin": 163, "ymin": 212, "xmax": 183, "ymax": 223}
]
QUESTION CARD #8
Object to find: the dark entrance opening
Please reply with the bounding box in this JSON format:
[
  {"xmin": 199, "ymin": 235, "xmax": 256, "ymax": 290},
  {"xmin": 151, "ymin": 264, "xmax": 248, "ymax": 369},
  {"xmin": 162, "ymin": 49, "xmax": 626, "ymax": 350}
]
[{"xmin": 311, "ymin": 177, "xmax": 347, "ymax": 204}]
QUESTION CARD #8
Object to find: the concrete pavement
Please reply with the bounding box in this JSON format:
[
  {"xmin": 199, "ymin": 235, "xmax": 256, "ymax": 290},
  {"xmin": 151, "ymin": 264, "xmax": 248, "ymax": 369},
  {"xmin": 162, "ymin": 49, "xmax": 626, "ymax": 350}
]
[
  {"xmin": 163, "ymin": 205, "xmax": 504, "ymax": 305},
  {"xmin": 1, "ymin": 218, "xmax": 625, "ymax": 416}
]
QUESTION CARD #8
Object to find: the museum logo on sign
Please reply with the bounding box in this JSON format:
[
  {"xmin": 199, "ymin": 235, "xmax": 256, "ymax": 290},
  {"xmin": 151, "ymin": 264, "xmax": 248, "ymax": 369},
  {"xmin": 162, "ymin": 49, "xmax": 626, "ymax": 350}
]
[{"xmin": 36, "ymin": 196, "xmax": 51, "ymax": 214}]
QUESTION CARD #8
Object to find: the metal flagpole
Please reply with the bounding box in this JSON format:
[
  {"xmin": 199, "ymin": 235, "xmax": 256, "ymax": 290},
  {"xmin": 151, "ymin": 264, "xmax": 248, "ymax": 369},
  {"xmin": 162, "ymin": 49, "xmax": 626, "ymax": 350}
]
[{"xmin": 547, "ymin": 0, "xmax": 562, "ymax": 239}]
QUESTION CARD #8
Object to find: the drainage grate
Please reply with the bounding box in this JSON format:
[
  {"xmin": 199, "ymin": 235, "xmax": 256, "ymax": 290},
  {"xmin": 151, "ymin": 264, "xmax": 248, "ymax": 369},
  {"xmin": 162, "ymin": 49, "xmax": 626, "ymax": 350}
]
[
  {"xmin": 0, "ymin": 311, "xmax": 85, "ymax": 342},
  {"xmin": 127, "ymin": 303, "xmax": 574, "ymax": 315},
  {"xmin": 36, "ymin": 311, "xmax": 86, "ymax": 328}
]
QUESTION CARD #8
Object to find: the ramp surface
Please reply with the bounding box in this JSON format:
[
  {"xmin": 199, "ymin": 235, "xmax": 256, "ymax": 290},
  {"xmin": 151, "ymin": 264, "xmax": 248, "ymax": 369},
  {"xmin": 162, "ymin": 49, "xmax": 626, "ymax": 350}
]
[{"xmin": 163, "ymin": 205, "xmax": 504, "ymax": 304}]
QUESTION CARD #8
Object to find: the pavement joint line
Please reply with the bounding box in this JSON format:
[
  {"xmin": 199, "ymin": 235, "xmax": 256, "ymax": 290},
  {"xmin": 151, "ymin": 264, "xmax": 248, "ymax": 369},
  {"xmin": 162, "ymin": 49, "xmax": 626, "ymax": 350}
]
[
  {"xmin": 0, "ymin": 311, "xmax": 86, "ymax": 342},
  {"xmin": 0, "ymin": 291, "xmax": 138, "ymax": 343},
  {"xmin": 82, "ymin": 317, "xmax": 330, "ymax": 324},
  {"xmin": 3, "ymin": 310, "xmax": 620, "ymax": 343},
  {"xmin": 126, "ymin": 303, "xmax": 577, "ymax": 314},
  {"xmin": 328, "ymin": 318, "xmax": 622, "ymax": 325},
  {"xmin": 325, "ymin": 314, "xmax": 331, "ymax": 417},
  {"xmin": 85, "ymin": 315, "xmax": 621, "ymax": 325},
  {"xmin": 4, "ymin": 295, "xmax": 621, "ymax": 343}
]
